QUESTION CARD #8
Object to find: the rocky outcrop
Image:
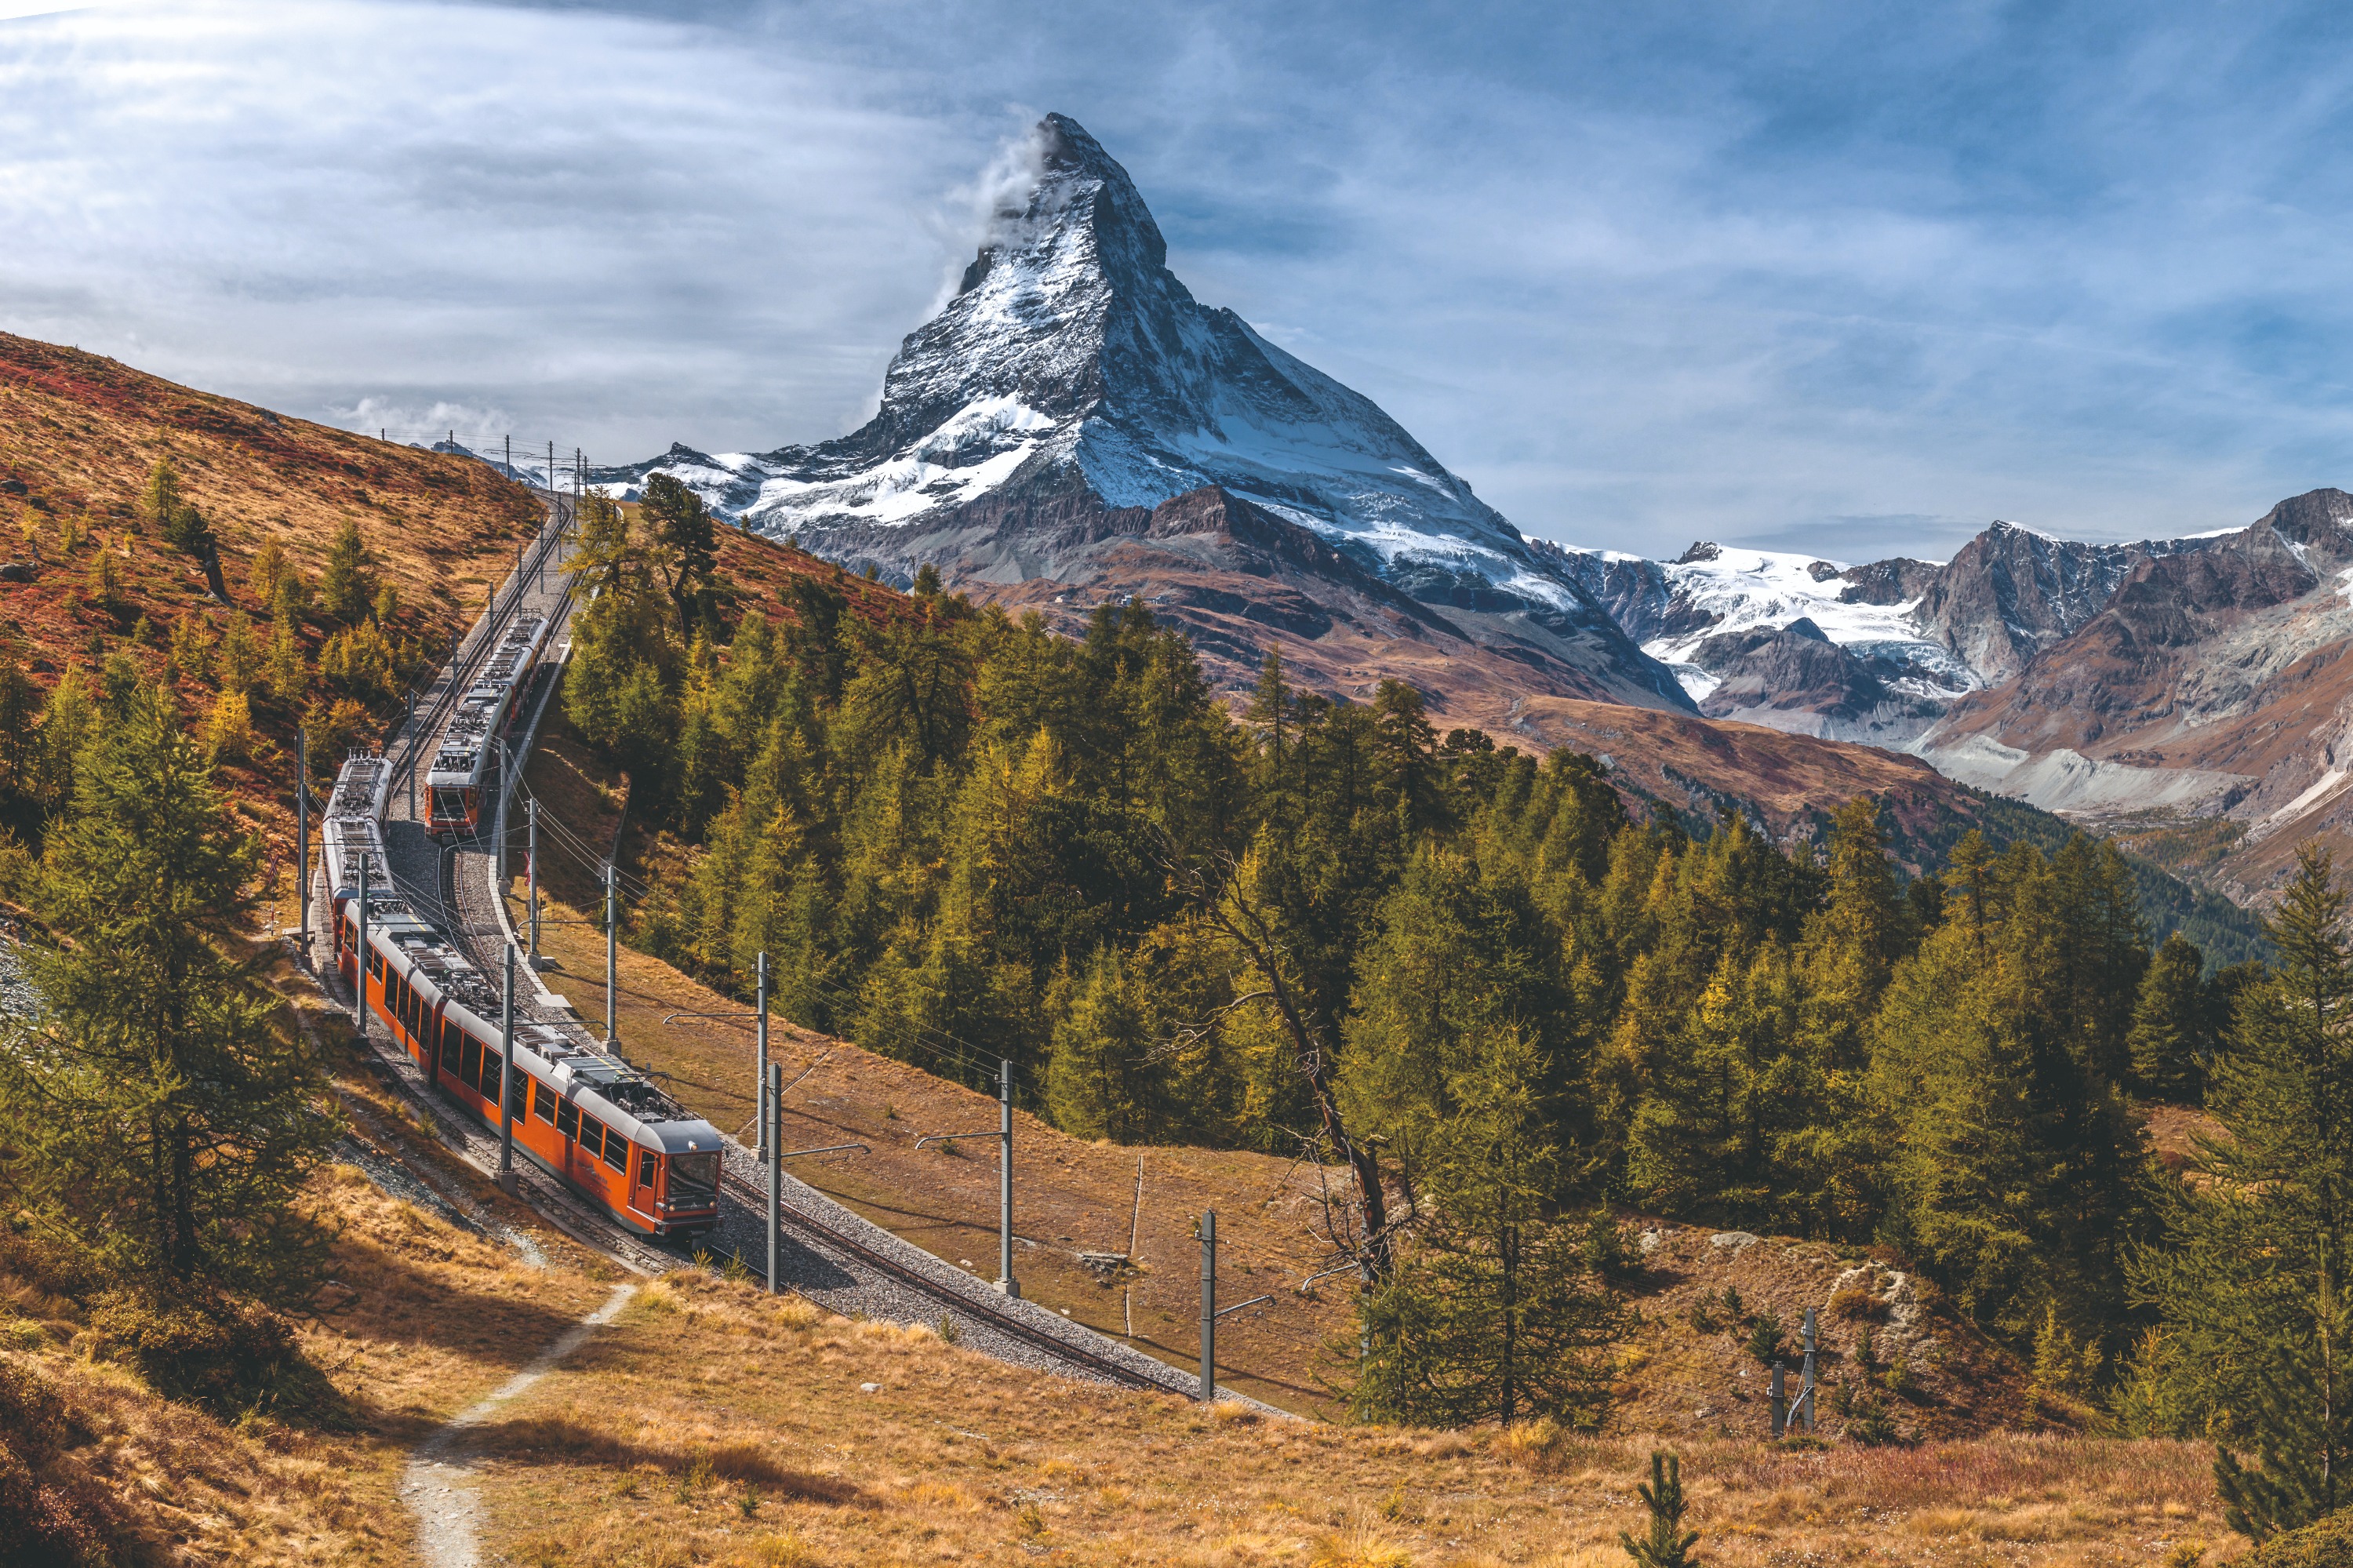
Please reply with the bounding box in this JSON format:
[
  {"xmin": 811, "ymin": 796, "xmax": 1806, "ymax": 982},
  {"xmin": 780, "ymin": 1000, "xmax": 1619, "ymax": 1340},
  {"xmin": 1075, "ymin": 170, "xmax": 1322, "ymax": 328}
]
[
  {"xmin": 1905, "ymin": 521, "xmax": 2216, "ymax": 682},
  {"xmin": 1918, "ymin": 489, "xmax": 2353, "ymax": 904},
  {"xmin": 1689, "ymin": 620, "xmax": 1946, "ymax": 745}
]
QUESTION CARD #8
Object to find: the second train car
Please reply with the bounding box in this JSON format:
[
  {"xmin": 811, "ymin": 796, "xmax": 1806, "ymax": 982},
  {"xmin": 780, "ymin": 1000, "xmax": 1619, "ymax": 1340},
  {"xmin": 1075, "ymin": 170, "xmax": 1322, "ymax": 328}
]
[{"xmin": 427, "ymin": 610, "xmax": 551, "ymax": 839}]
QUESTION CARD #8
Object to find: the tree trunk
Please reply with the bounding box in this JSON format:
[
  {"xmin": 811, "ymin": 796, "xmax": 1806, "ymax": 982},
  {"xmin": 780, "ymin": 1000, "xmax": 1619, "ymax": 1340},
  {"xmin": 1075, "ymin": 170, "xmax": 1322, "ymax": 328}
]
[{"xmin": 1500, "ymin": 1221, "xmax": 1518, "ymax": 1427}]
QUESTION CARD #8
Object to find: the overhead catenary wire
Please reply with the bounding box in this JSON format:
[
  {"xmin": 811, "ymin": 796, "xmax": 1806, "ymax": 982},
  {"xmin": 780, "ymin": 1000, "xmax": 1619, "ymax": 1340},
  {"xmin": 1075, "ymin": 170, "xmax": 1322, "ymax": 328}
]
[{"xmin": 502, "ymin": 791, "xmax": 1033, "ymax": 1089}]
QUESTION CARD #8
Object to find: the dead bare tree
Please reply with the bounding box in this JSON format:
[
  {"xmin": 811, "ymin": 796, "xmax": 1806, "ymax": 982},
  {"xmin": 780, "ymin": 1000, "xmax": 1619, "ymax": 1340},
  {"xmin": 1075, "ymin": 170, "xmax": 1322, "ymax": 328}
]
[{"xmin": 1165, "ymin": 841, "xmax": 1401, "ymax": 1284}]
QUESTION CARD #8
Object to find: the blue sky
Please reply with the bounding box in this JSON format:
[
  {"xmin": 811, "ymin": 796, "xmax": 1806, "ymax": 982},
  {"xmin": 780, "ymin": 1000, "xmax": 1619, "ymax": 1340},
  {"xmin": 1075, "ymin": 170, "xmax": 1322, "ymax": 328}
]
[{"xmin": 6, "ymin": 1, "xmax": 2353, "ymax": 558}]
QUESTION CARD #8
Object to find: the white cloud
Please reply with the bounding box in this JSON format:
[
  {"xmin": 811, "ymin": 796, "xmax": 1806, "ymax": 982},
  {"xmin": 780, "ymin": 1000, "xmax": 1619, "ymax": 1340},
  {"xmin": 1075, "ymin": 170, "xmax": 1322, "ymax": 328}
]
[
  {"xmin": 7, "ymin": 1, "xmax": 2353, "ymax": 558},
  {"xmin": 0, "ymin": 0, "xmax": 968, "ymax": 462}
]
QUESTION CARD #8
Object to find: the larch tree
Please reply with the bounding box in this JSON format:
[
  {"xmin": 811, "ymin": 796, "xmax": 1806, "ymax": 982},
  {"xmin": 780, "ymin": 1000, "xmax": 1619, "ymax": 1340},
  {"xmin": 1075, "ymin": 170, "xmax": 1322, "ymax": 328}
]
[
  {"xmin": 0, "ymin": 681, "xmax": 335, "ymax": 1297},
  {"xmin": 318, "ymin": 515, "xmax": 379, "ymax": 624},
  {"xmin": 2129, "ymin": 933, "xmax": 2209, "ymax": 1103},
  {"xmin": 2130, "ymin": 847, "xmax": 2353, "ymax": 1541}
]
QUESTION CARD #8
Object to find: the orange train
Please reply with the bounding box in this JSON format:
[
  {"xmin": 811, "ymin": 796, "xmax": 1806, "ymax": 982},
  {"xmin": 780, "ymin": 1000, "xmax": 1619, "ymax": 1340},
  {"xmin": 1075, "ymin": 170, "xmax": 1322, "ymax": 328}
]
[{"xmin": 322, "ymin": 752, "xmax": 722, "ymax": 1238}]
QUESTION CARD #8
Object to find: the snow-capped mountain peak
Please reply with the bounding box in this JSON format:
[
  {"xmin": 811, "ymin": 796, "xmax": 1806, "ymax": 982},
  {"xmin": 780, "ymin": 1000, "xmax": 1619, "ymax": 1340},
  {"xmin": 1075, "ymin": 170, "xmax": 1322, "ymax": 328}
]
[
  {"xmin": 1552, "ymin": 542, "xmax": 1977, "ymax": 708},
  {"xmin": 596, "ymin": 111, "xmax": 1693, "ymax": 714}
]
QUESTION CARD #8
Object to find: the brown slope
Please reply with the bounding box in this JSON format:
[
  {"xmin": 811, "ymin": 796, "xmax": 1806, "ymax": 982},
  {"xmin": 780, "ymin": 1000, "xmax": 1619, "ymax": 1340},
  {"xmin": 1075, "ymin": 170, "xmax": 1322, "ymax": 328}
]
[
  {"xmin": 804, "ymin": 482, "xmax": 1698, "ymax": 719},
  {"xmin": 0, "ymin": 330, "xmax": 544, "ymax": 651},
  {"xmin": 0, "ymin": 329, "xmax": 549, "ymax": 900},
  {"xmin": 1505, "ymin": 693, "xmax": 2004, "ymax": 870}
]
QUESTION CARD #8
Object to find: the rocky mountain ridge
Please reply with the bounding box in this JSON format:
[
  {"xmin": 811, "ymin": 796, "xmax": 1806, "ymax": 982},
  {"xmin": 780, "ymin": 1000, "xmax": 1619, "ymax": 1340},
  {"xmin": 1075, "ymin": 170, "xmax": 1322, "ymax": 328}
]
[
  {"xmin": 1543, "ymin": 520, "xmax": 2239, "ymax": 748},
  {"xmin": 1919, "ymin": 489, "xmax": 2353, "ymax": 902}
]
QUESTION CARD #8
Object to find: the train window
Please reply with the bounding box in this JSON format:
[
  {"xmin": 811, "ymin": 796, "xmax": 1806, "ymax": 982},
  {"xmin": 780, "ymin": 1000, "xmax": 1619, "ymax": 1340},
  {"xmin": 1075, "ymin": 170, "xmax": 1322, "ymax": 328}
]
[
  {"xmin": 508, "ymin": 1068, "xmax": 528, "ymax": 1119},
  {"xmin": 478, "ymin": 1049, "xmax": 501, "ymax": 1100},
  {"xmin": 635, "ymin": 1151, "xmax": 656, "ymax": 1189},
  {"xmin": 460, "ymin": 1036, "xmax": 482, "ymax": 1091},
  {"xmin": 556, "ymin": 1100, "xmax": 577, "ymax": 1141},
  {"xmin": 578, "ymin": 1117, "xmax": 602, "ymax": 1161},
  {"xmin": 439, "ymin": 1022, "xmax": 462, "ymax": 1075},
  {"xmin": 532, "ymin": 1080, "xmax": 555, "ymax": 1122},
  {"xmin": 602, "ymin": 1131, "xmax": 627, "ymax": 1173},
  {"xmin": 668, "ymin": 1153, "xmax": 718, "ymax": 1207}
]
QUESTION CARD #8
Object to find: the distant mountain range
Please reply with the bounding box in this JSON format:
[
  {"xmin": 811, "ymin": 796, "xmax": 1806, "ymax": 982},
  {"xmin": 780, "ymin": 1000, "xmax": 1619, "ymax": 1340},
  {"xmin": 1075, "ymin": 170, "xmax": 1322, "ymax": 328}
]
[
  {"xmin": 590, "ymin": 112, "xmax": 2351, "ymax": 908},
  {"xmin": 1546, "ymin": 522, "xmax": 2220, "ymax": 747},
  {"xmin": 1555, "ymin": 493, "xmax": 2353, "ymax": 904}
]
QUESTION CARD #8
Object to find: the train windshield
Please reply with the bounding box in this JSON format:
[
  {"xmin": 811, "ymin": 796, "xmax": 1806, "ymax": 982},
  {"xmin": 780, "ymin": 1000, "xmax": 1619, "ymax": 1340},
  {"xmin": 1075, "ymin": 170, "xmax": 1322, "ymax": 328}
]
[
  {"xmin": 431, "ymin": 788, "xmax": 469, "ymax": 821},
  {"xmin": 668, "ymin": 1152, "xmax": 719, "ymax": 1208}
]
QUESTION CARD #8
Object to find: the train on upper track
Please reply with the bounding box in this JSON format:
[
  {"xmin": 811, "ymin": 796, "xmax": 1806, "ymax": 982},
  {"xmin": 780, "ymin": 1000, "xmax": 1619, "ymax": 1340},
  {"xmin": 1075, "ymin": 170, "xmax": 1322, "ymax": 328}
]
[
  {"xmin": 324, "ymin": 645, "xmax": 722, "ymax": 1239},
  {"xmin": 426, "ymin": 610, "xmax": 551, "ymax": 839}
]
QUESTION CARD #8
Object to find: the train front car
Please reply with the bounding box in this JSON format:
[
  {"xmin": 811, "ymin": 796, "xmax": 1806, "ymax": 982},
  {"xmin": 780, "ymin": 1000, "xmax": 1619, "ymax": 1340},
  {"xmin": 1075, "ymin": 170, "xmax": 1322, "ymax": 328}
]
[
  {"xmin": 511, "ymin": 1028, "xmax": 724, "ymax": 1239},
  {"xmin": 427, "ymin": 612, "xmax": 549, "ymax": 839}
]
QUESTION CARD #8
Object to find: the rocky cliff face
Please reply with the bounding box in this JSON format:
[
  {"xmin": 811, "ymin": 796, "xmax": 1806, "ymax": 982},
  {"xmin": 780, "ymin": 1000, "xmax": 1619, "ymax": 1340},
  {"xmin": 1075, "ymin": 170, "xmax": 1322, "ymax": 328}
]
[
  {"xmin": 1916, "ymin": 489, "xmax": 2353, "ymax": 904},
  {"xmin": 599, "ymin": 113, "xmax": 1689, "ymax": 718},
  {"xmin": 1688, "ymin": 620, "xmax": 1948, "ymax": 744},
  {"xmin": 1905, "ymin": 521, "xmax": 2213, "ymax": 683}
]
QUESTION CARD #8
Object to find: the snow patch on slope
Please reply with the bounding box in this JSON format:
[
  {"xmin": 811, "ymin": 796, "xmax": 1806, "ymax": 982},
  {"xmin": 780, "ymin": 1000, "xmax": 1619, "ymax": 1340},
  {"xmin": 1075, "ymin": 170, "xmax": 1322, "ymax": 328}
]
[{"xmin": 1566, "ymin": 544, "xmax": 1980, "ymax": 700}]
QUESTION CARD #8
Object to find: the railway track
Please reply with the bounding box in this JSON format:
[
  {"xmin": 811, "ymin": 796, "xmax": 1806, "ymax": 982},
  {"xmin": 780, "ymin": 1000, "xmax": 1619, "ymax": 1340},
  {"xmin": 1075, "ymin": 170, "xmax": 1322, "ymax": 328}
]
[{"xmin": 712, "ymin": 1164, "xmax": 1165, "ymax": 1391}]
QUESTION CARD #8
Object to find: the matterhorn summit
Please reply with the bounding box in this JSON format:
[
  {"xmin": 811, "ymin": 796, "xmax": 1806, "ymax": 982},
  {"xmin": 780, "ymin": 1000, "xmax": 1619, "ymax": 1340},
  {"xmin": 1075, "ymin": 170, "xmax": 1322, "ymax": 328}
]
[{"xmin": 601, "ymin": 113, "xmax": 1689, "ymax": 714}]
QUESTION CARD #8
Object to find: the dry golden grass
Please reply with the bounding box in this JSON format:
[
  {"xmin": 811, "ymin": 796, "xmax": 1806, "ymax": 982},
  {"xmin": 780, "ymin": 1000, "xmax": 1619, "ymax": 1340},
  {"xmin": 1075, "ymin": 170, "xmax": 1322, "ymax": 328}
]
[
  {"xmin": 462, "ymin": 1264, "xmax": 2238, "ymax": 1568},
  {"xmin": 0, "ymin": 977, "xmax": 622, "ymax": 1565}
]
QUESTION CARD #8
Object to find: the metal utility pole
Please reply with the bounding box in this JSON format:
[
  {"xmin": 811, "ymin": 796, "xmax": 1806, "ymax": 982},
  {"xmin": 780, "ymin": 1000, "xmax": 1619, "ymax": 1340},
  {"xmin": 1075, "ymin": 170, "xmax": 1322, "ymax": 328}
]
[
  {"xmin": 912, "ymin": 1064, "xmax": 1018, "ymax": 1297},
  {"xmin": 354, "ymin": 852, "xmax": 369, "ymax": 1035},
  {"xmin": 999, "ymin": 1059, "xmax": 1018, "ymax": 1298},
  {"xmin": 768, "ymin": 1060, "xmax": 783, "ymax": 1295},
  {"xmin": 295, "ymin": 729, "xmax": 308, "ymax": 951},
  {"xmin": 604, "ymin": 862, "xmax": 618, "ymax": 1046},
  {"xmin": 406, "ymin": 687, "xmax": 416, "ymax": 819},
  {"xmin": 755, "ymin": 951, "xmax": 769, "ymax": 1162},
  {"xmin": 1200, "ymin": 1208, "xmax": 1217, "ymax": 1402},
  {"xmin": 527, "ymin": 796, "xmax": 540, "ymax": 964},
  {"xmin": 505, "ymin": 433, "xmax": 511, "ymax": 480},
  {"xmin": 1770, "ymin": 1362, "xmax": 1787, "ymax": 1437},
  {"xmin": 1798, "ymin": 1307, "xmax": 1818, "ymax": 1432},
  {"xmin": 499, "ymin": 941, "xmax": 517, "ymax": 1193},
  {"xmin": 547, "ymin": 439, "xmax": 555, "ymax": 497}
]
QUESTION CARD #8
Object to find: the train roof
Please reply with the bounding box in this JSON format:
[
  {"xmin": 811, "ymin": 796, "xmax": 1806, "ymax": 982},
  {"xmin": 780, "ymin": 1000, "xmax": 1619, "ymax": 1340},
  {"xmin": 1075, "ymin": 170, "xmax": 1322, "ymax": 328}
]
[
  {"xmin": 322, "ymin": 751, "xmax": 391, "ymax": 893},
  {"xmin": 429, "ymin": 612, "xmax": 550, "ymax": 787}
]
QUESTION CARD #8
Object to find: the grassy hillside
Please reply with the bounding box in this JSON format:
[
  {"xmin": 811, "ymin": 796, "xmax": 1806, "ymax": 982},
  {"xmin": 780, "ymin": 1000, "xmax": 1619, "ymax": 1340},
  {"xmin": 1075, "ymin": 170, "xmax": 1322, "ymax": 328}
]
[{"xmin": 0, "ymin": 330, "xmax": 546, "ymax": 884}]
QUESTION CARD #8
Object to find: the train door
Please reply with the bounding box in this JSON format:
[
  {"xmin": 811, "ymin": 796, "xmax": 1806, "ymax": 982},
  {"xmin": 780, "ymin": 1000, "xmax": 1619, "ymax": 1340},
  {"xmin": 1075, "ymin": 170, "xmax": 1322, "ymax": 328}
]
[{"xmin": 631, "ymin": 1146, "xmax": 658, "ymax": 1217}]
